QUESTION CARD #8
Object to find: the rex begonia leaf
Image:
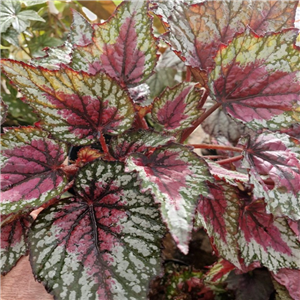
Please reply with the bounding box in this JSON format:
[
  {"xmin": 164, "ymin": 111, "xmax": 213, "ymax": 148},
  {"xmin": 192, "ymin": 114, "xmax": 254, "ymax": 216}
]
[
  {"xmin": 207, "ymin": 161, "xmax": 248, "ymax": 186},
  {"xmin": 151, "ymin": 82, "xmax": 204, "ymax": 134},
  {"xmin": 152, "ymin": 1, "xmax": 297, "ymax": 70},
  {"xmin": 110, "ymin": 130, "xmax": 174, "ymax": 160},
  {"xmin": 240, "ymin": 132, "xmax": 300, "ymax": 220},
  {"xmin": 197, "ymin": 182, "xmax": 241, "ymax": 268},
  {"xmin": 271, "ymin": 269, "xmax": 300, "ymax": 300},
  {"xmin": 0, "ymin": 127, "xmax": 68, "ymax": 215},
  {"xmin": 1, "ymin": 215, "xmax": 32, "ymax": 275},
  {"xmin": 0, "ymin": 97, "xmax": 8, "ymax": 125},
  {"xmin": 0, "ymin": 60, "xmax": 135, "ymax": 145},
  {"xmin": 29, "ymin": 160, "xmax": 165, "ymax": 300},
  {"xmin": 70, "ymin": 10, "xmax": 93, "ymax": 47},
  {"xmin": 186, "ymin": 0, "xmax": 298, "ymax": 70},
  {"xmin": 209, "ymin": 29, "xmax": 300, "ymax": 131},
  {"xmin": 0, "ymin": 0, "xmax": 45, "ymax": 33},
  {"xmin": 126, "ymin": 143, "xmax": 212, "ymax": 254},
  {"xmin": 237, "ymin": 199, "xmax": 300, "ymax": 271},
  {"xmin": 72, "ymin": 1, "xmax": 158, "ymax": 87},
  {"xmin": 198, "ymin": 184, "xmax": 300, "ymax": 271}
]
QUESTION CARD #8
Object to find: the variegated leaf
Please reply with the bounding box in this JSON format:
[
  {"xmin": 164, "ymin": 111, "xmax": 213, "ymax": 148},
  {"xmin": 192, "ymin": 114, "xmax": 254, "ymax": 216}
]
[
  {"xmin": 209, "ymin": 29, "xmax": 300, "ymax": 131},
  {"xmin": 29, "ymin": 160, "xmax": 165, "ymax": 300},
  {"xmin": 126, "ymin": 143, "xmax": 212, "ymax": 254},
  {"xmin": 240, "ymin": 132, "xmax": 300, "ymax": 220},
  {"xmin": 1, "ymin": 215, "xmax": 32, "ymax": 275},
  {"xmin": 110, "ymin": 130, "xmax": 174, "ymax": 160},
  {"xmin": 1, "ymin": 127, "xmax": 68, "ymax": 215},
  {"xmin": 1, "ymin": 60, "xmax": 135, "ymax": 145},
  {"xmin": 151, "ymin": 82, "xmax": 204, "ymax": 134},
  {"xmin": 197, "ymin": 182, "xmax": 241, "ymax": 268},
  {"xmin": 72, "ymin": 1, "xmax": 158, "ymax": 87},
  {"xmin": 70, "ymin": 10, "xmax": 93, "ymax": 47},
  {"xmin": 0, "ymin": 97, "xmax": 8, "ymax": 125},
  {"xmin": 237, "ymin": 200, "xmax": 300, "ymax": 271}
]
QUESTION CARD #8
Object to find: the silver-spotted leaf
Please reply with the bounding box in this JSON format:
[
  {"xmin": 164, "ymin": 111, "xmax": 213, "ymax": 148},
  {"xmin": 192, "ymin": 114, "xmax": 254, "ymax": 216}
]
[
  {"xmin": 209, "ymin": 29, "xmax": 300, "ymax": 131},
  {"xmin": 207, "ymin": 161, "xmax": 248, "ymax": 186},
  {"xmin": 110, "ymin": 130, "xmax": 174, "ymax": 160},
  {"xmin": 1, "ymin": 127, "xmax": 68, "ymax": 215},
  {"xmin": 0, "ymin": 97, "xmax": 8, "ymax": 125},
  {"xmin": 1, "ymin": 60, "xmax": 135, "ymax": 145},
  {"xmin": 70, "ymin": 10, "xmax": 93, "ymax": 47},
  {"xmin": 29, "ymin": 160, "xmax": 165, "ymax": 300},
  {"xmin": 72, "ymin": 1, "xmax": 158, "ymax": 87},
  {"xmin": 151, "ymin": 82, "xmax": 204, "ymax": 134},
  {"xmin": 237, "ymin": 199, "xmax": 300, "ymax": 271},
  {"xmin": 152, "ymin": 1, "xmax": 298, "ymax": 70},
  {"xmin": 240, "ymin": 132, "xmax": 300, "ymax": 220},
  {"xmin": 1, "ymin": 215, "xmax": 32, "ymax": 275},
  {"xmin": 197, "ymin": 182, "xmax": 241, "ymax": 268},
  {"xmin": 126, "ymin": 143, "xmax": 212, "ymax": 254}
]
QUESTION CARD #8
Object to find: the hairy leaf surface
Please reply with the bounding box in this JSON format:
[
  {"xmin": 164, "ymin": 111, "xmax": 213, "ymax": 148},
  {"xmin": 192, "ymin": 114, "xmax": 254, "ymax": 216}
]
[
  {"xmin": 1, "ymin": 60, "xmax": 135, "ymax": 145},
  {"xmin": 1, "ymin": 127, "xmax": 67, "ymax": 215},
  {"xmin": 151, "ymin": 82, "xmax": 204, "ymax": 134},
  {"xmin": 72, "ymin": 1, "xmax": 157, "ymax": 86},
  {"xmin": 29, "ymin": 160, "xmax": 165, "ymax": 300},
  {"xmin": 209, "ymin": 29, "xmax": 300, "ymax": 131},
  {"xmin": 240, "ymin": 132, "xmax": 300, "ymax": 220},
  {"xmin": 1, "ymin": 215, "xmax": 32, "ymax": 275},
  {"xmin": 126, "ymin": 143, "xmax": 212, "ymax": 254},
  {"xmin": 110, "ymin": 130, "xmax": 174, "ymax": 160}
]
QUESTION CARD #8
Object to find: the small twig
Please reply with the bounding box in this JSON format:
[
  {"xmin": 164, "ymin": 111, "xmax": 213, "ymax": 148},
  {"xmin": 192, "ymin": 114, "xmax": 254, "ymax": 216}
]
[
  {"xmin": 216, "ymin": 155, "xmax": 243, "ymax": 165},
  {"xmin": 189, "ymin": 143, "xmax": 243, "ymax": 153}
]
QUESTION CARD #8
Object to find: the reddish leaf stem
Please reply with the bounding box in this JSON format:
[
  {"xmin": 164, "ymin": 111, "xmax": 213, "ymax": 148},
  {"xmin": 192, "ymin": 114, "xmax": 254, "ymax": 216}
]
[
  {"xmin": 216, "ymin": 155, "xmax": 244, "ymax": 165},
  {"xmin": 190, "ymin": 143, "xmax": 244, "ymax": 153},
  {"xmin": 186, "ymin": 67, "xmax": 191, "ymax": 82},
  {"xmin": 99, "ymin": 133, "xmax": 115, "ymax": 160},
  {"xmin": 180, "ymin": 102, "xmax": 221, "ymax": 143}
]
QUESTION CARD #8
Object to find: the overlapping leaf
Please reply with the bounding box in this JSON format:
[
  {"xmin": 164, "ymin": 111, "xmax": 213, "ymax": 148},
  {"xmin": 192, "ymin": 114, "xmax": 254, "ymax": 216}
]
[
  {"xmin": 29, "ymin": 160, "xmax": 165, "ymax": 300},
  {"xmin": 1, "ymin": 215, "xmax": 32, "ymax": 275},
  {"xmin": 70, "ymin": 10, "xmax": 93, "ymax": 47},
  {"xmin": 151, "ymin": 82, "xmax": 204, "ymax": 134},
  {"xmin": 240, "ymin": 132, "xmax": 300, "ymax": 220},
  {"xmin": 207, "ymin": 161, "xmax": 248, "ymax": 186},
  {"xmin": 110, "ymin": 130, "xmax": 174, "ymax": 160},
  {"xmin": 72, "ymin": 1, "xmax": 158, "ymax": 87},
  {"xmin": 1, "ymin": 60, "xmax": 135, "ymax": 145},
  {"xmin": 126, "ymin": 143, "xmax": 212, "ymax": 254},
  {"xmin": 209, "ymin": 29, "xmax": 300, "ymax": 131},
  {"xmin": 152, "ymin": 1, "xmax": 298, "ymax": 70},
  {"xmin": 197, "ymin": 182, "xmax": 241, "ymax": 267},
  {"xmin": 238, "ymin": 200, "xmax": 300, "ymax": 271},
  {"xmin": 0, "ymin": 127, "xmax": 68, "ymax": 215},
  {"xmin": 271, "ymin": 268, "xmax": 300, "ymax": 300},
  {"xmin": 0, "ymin": 97, "xmax": 8, "ymax": 125}
]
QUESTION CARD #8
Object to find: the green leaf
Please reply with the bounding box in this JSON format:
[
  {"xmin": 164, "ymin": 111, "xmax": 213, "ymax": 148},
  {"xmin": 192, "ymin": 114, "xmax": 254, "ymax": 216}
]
[
  {"xmin": 28, "ymin": 34, "xmax": 63, "ymax": 57},
  {"xmin": 0, "ymin": 0, "xmax": 45, "ymax": 33},
  {"xmin": 29, "ymin": 160, "xmax": 165, "ymax": 300},
  {"xmin": 1, "ymin": 27, "xmax": 19, "ymax": 47},
  {"xmin": 126, "ymin": 143, "xmax": 213, "ymax": 254},
  {"xmin": 0, "ymin": 97, "xmax": 8, "ymax": 125}
]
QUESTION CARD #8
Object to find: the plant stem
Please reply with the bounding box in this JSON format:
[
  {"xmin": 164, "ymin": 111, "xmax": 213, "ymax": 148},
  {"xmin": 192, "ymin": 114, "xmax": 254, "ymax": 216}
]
[
  {"xmin": 190, "ymin": 143, "xmax": 243, "ymax": 153},
  {"xmin": 216, "ymin": 155, "xmax": 243, "ymax": 165},
  {"xmin": 180, "ymin": 102, "xmax": 221, "ymax": 143},
  {"xmin": 99, "ymin": 133, "xmax": 115, "ymax": 160}
]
